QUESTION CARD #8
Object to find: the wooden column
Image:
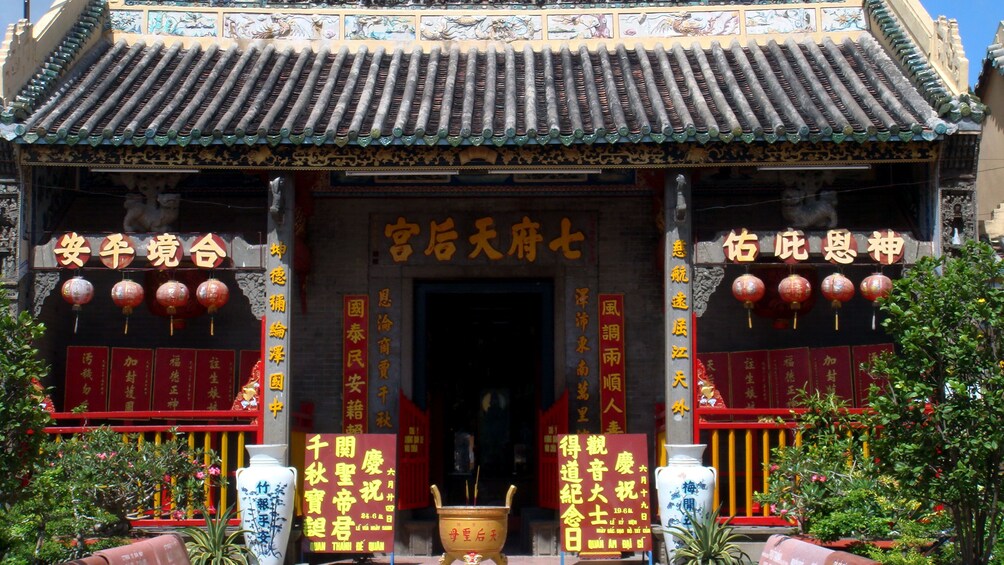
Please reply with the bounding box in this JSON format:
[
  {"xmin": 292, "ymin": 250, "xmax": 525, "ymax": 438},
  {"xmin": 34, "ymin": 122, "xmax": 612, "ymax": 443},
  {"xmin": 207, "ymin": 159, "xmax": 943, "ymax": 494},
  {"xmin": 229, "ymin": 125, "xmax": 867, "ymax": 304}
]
[
  {"xmin": 263, "ymin": 173, "xmax": 294, "ymax": 452},
  {"xmin": 664, "ymin": 172, "xmax": 693, "ymax": 445}
]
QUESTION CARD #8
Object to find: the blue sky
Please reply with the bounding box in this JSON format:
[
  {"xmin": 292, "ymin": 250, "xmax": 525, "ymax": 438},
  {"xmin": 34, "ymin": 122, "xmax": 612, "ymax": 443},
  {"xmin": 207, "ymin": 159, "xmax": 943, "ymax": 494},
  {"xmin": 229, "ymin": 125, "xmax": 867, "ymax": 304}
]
[{"xmin": 0, "ymin": 0, "xmax": 1002, "ymax": 88}]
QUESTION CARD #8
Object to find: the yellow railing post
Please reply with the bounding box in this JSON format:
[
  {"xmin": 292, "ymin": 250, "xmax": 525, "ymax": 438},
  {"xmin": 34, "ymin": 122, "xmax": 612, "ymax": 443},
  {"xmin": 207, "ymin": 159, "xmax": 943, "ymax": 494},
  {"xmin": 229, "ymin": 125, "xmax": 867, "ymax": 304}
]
[
  {"xmin": 728, "ymin": 430, "xmax": 736, "ymax": 517},
  {"xmin": 744, "ymin": 430, "xmax": 753, "ymax": 517},
  {"xmin": 762, "ymin": 430, "xmax": 770, "ymax": 517},
  {"xmin": 711, "ymin": 431, "xmax": 720, "ymax": 509}
]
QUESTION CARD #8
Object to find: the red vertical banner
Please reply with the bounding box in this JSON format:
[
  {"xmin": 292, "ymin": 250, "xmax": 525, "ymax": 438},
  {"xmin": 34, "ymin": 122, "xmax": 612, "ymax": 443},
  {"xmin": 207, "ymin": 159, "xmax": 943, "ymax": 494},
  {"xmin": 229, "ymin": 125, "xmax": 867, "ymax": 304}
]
[
  {"xmin": 194, "ymin": 350, "xmax": 235, "ymax": 411},
  {"xmin": 729, "ymin": 350, "xmax": 770, "ymax": 408},
  {"xmin": 597, "ymin": 294, "xmax": 627, "ymax": 434},
  {"xmin": 64, "ymin": 346, "xmax": 109, "ymax": 412},
  {"xmin": 696, "ymin": 352, "xmax": 731, "ymax": 408},
  {"xmin": 343, "ymin": 295, "xmax": 369, "ymax": 433},
  {"xmin": 769, "ymin": 348, "xmax": 812, "ymax": 407},
  {"xmin": 852, "ymin": 344, "xmax": 894, "ymax": 407},
  {"xmin": 397, "ymin": 393, "xmax": 430, "ymax": 510},
  {"xmin": 810, "ymin": 346, "xmax": 854, "ymax": 402},
  {"xmin": 153, "ymin": 348, "xmax": 196, "ymax": 410},
  {"xmin": 302, "ymin": 434, "xmax": 397, "ymax": 553},
  {"xmin": 239, "ymin": 349, "xmax": 261, "ymax": 384},
  {"xmin": 108, "ymin": 348, "xmax": 153, "ymax": 411}
]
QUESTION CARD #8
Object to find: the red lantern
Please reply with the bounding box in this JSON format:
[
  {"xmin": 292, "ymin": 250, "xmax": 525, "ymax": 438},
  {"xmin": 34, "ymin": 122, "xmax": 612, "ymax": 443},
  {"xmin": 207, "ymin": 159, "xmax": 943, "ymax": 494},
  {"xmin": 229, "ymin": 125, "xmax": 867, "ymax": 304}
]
[
  {"xmin": 156, "ymin": 280, "xmax": 190, "ymax": 336},
  {"xmin": 820, "ymin": 273, "xmax": 855, "ymax": 331},
  {"xmin": 731, "ymin": 273, "xmax": 765, "ymax": 329},
  {"xmin": 860, "ymin": 273, "xmax": 893, "ymax": 330},
  {"xmin": 111, "ymin": 278, "xmax": 144, "ymax": 335},
  {"xmin": 196, "ymin": 278, "xmax": 229, "ymax": 336},
  {"xmin": 61, "ymin": 276, "xmax": 94, "ymax": 334},
  {"xmin": 778, "ymin": 273, "xmax": 812, "ymax": 330}
]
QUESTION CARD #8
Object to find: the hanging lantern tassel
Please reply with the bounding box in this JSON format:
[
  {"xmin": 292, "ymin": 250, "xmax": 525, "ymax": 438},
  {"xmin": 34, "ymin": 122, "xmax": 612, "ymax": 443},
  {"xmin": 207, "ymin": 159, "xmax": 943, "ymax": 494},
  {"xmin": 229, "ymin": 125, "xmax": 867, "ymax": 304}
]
[
  {"xmin": 731, "ymin": 273, "xmax": 766, "ymax": 330},
  {"xmin": 860, "ymin": 273, "xmax": 893, "ymax": 331},
  {"xmin": 197, "ymin": 278, "xmax": 230, "ymax": 336},
  {"xmin": 61, "ymin": 276, "xmax": 94, "ymax": 335},
  {"xmin": 778, "ymin": 273, "xmax": 812, "ymax": 331},
  {"xmin": 821, "ymin": 273, "xmax": 855, "ymax": 331}
]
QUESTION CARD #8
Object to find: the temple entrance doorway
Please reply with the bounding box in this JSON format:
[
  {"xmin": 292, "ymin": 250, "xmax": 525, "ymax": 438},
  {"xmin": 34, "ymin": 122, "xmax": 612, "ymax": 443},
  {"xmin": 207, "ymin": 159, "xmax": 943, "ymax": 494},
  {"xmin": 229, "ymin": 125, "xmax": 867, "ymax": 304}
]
[{"xmin": 414, "ymin": 279, "xmax": 554, "ymax": 549}]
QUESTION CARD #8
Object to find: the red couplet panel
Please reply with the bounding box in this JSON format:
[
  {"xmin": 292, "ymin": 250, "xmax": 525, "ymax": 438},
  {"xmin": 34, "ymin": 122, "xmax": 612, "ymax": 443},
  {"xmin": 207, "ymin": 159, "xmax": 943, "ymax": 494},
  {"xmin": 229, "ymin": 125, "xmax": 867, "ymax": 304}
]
[
  {"xmin": 810, "ymin": 346, "xmax": 854, "ymax": 403},
  {"xmin": 597, "ymin": 294, "xmax": 627, "ymax": 434},
  {"xmin": 64, "ymin": 346, "xmax": 109, "ymax": 412},
  {"xmin": 852, "ymin": 344, "xmax": 894, "ymax": 407},
  {"xmin": 729, "ymin": 350, "xmax": 770, "ymax": 408},
  {"xmin": 557, "ymin": 433, "xmax": 652, "ymax": 557},
  {"xmin": 769, "ymin": 348, "xmax": 812, "ymax": 407},
  {"xmin": 302, "ymin": 434, "xmax": 397, "ymax": 554},
  {"xmin": 108, "ymin": 348, "xmax": 153, "ymax": 411},
  {"xmin": 343, "ymin": 295, "xmax": 369, "ymax": 433},
  {"xmin": 193, "ymin": 350, "xmax": 235, "ymax": 411},
  {"xmin": 152, "ymin": 348, "xmax": 196, "ymax": 410}
]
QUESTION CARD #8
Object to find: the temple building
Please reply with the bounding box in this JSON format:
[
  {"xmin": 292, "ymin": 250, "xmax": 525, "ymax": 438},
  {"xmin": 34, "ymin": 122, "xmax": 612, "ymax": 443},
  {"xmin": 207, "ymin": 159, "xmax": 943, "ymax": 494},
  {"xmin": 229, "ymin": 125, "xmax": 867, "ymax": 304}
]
[{"xmin": 0, "ymin": 0, "xmax": 985, "ymax": 554}]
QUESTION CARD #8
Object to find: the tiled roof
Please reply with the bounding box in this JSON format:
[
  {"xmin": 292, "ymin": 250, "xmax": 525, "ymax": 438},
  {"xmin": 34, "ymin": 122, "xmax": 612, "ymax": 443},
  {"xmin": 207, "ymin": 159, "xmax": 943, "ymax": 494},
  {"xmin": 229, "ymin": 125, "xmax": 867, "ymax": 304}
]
[{"xmin": 2, "ymin": 34, "xmax": 953, "ymax": 148}]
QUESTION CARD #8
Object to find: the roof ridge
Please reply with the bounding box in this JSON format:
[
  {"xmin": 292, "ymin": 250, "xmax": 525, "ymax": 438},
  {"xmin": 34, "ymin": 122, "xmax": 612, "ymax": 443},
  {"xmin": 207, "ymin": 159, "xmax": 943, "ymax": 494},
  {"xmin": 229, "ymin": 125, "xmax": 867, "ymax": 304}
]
[
  {"xmin": 1, "ymin": 0, "xmax": 108, "ymax": 125},
  {"xmin": 864, "ymin": 0, "xmax": 984, "ymax": 125}
]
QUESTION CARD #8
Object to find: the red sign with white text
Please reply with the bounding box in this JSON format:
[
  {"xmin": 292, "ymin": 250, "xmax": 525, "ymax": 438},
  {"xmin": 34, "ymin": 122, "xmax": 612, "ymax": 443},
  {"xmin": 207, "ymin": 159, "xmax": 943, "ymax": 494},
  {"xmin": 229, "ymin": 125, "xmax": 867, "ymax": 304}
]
[
  {"xmin": 108, "ymin": 348, "xmax": 153, "ymax": 411},
  {"xmin": 194, "ymin": 350, "xmax": 235, "ymax": 411},
  {"xmin": 153, "ymin": 348, "xmax": 196, "ymax": 410},
  {"xmin": 343, "ymin": 295, "xmax": 369, "ymax": 433},
  {"xmin": 597, "ymin": 294, "xmax": 627, "ymax": 434},
  {"xmin": 302, "ymin": 434, "xmax": 397, "ymax": 553},
  {"xmin": 64, "ymin": 346, "xmax": 109, "ymax": 412}
]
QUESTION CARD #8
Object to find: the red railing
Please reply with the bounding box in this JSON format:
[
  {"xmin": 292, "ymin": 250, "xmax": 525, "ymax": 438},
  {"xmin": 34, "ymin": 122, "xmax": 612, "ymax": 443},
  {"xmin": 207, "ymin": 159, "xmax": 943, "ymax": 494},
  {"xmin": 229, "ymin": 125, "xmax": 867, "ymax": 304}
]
[
  {"xmin": 695, "ymin": 407, "xmax": 868, "ymax": 526},
  {"xmin": 45, "ymin": 410, "xmax": 262, "ymax": 527}
]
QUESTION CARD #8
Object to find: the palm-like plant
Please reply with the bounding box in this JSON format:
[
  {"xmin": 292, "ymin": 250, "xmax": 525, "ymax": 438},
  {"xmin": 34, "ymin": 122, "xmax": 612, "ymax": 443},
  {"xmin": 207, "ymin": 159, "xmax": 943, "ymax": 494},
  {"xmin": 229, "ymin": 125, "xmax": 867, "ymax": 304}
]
[
  {"xmin": 665, "ymin": 506, "xmax": 751, "ymax": 565},
  {"xmin": 181, "ymin": 505, "xmax": 256, "ymax": 565}
]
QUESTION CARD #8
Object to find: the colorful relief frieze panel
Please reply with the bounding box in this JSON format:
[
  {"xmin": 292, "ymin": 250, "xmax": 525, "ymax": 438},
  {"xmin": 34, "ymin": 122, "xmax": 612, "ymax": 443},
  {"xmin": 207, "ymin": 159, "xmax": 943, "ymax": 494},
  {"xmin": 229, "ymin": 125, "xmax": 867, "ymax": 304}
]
[
  {"xmin": 547, "ymin": 14, "xmax": 614, "ymax": 41},
  {"xmin": 110, "ymin": 10, "xmax": 143, "ymax": 33},
  {"xmin": 619, "ymin": 11, "xmax": 739, "ymax": 39},
  {"xmin": 822, "ymin": 8, "xmax": 867, "ymax": 32},
  {"xmin": 224, "ymin": 13, "xmax": 340, "ymax": 41},
  {"xmin": 746, "ymin": 9, "xmax": 816, "ymax": 35},
  {"xmin": 420, "ymin": 15, "xmax": 542, "ymax": 42},
  {"xmin": 345, "ymin": 15, "xmax": 416, "ymax": 41},
  {"xmin": 148, "ymin": 11, "xmax": 218, "ymax": 37}
]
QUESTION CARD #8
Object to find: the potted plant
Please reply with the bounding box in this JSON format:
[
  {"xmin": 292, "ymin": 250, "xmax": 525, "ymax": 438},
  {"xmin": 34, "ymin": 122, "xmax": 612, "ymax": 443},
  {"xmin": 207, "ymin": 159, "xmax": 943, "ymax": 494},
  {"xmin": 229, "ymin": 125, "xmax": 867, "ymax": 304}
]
[
  {"xmin": 181, "ymin": 505, "xmax": 255, "ymax": 565},
  {"xmin": 664, "ymin": 506, "xmax": 751, "ymax": 565}
]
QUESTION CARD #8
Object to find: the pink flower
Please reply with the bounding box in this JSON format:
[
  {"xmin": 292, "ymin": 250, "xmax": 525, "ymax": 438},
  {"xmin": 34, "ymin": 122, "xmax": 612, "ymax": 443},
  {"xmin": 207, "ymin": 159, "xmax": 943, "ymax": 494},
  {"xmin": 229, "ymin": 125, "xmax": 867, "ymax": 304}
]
[
  {"xmin": 196, "ymin": 471, "xmax": 206, "ymax": 480},
  {"xmin": 208, "ymin": 466, "xmax": 221, "ymax": 477},
  {"xmin": 769, "ymin": 464, "xmax": 779, "ymax": 472},
  {"xmin": 97, "ymin": 453, "xmax": 107, "ymax": 460},
  {"xmin": 172, "ymin": 510, "xmax": 185, "ymax": 520},
  {"xmin": 770, "ymin": 504, "xmax": 778, "ymax": 514}
]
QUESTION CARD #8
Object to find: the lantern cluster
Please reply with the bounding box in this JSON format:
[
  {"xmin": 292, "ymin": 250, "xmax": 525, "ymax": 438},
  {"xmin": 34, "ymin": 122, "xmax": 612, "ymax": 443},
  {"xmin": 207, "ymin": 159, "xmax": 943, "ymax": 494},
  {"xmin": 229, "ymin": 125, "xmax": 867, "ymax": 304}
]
[
  {"xmin": 61, "ymin": 274, "xmax": 229, "ymax": 335},
  {"xmin": 730, "ymin": 271, "xmax": 892, "ymax": 330}
]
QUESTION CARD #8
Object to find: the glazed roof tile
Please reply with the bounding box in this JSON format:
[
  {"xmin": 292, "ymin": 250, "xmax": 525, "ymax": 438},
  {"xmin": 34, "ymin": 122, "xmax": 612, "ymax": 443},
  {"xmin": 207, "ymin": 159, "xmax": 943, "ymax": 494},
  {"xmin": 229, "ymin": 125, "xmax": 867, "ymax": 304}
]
[{"xmin": 2, "ymin": 34, "xmax": 953, "ymax": 148}]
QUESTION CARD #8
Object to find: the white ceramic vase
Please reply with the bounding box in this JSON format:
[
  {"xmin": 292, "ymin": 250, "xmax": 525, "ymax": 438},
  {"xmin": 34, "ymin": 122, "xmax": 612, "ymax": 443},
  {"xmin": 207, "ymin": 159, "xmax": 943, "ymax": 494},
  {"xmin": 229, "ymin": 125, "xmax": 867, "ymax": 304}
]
[
  {"xmin": 236, "ymin": 444, "xmax": 297, "ymax": 565},
  {"xmin": 654, "ymin": 444, "xmax": 716, "ymax": 556}
]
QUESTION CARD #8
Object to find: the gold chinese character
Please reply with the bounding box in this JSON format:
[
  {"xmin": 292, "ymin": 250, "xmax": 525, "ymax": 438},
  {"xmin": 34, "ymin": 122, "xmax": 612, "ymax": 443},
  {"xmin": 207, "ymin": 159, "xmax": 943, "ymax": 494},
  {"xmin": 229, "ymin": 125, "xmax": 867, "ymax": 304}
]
[
  {"xmin": 424, "ymin": 217, "xmax": 458, "ymax": 261},
  {"xmin": 723, "ymin": 228, "xmax": 759, "ymax": 263},
  {"xmin": 346, "ymin": 298, "xmax": 366, "ymax": 318},
  {"xmin": 576, "ymin": 380, "xmax": 589, "ymax": 401},
  {"xmin": 672, "ymin": 371, "xmax": 688, "ymax": 388},
  {"xmin": 269, "ymin": 242, "xmax": 287, "ymax": 258},
  {"xmin": 670, "ymin": 292, "xmax": 688, "ymax": 310},
  {"xmin": 671, "ymin": 398, "xmax": 689, "ymax": 416},
  {"xmin": 600, "ymin": 299, "xmax": 621, "ymax": 316},
  {"xmin": 378, "ymin": 288, "xmax": 392, "ymax": 308},
  {"xmin": 98, "ymin": 233, "xmax": 135, "ymax": 269},
  {"xmin": 601, "ymin": 348, "xmax": 622, "ymax": 366},
  {"xmin": 601, "ymin": 323, "xmax": 621, "ymax": 341},
  {"xmin": 576, "ymin": 359, "xmax": 589, "ymax": 378},
  {"xmin": 54, "ymin": 232, "xmax": 91, "ymax": 268},
  {"xmin": 346, "ymin": 322, "xmax": 365, "ymax": 344},
  {"xmin": 671, "ymin": 318, "xmax": 688, "ymax": 337},
  {"xmin": 775, "ymin": 229, "xmax": 809, "ymax": 262},
  {"xmin": 269, "ymin": 321, "xmax": 288, "ymax": 339},
  {"xmin": 269, "ymin": 294, "xmax": 287, "ymax": 312},
  {"xmin": 672, "ymin": 239, "xmax": 687, "ymax": 259},
  {"xmin": 269, "ymin": 372, "xmax": 284, "ymax": 390},
  {"xmin": 190, "ymin": 233, "xmax": 227, "ymax": 268},
  {"xmin": 146, "ymin": 233, "xmax": 181, "ymax": 268},
  {"xmin": 385, "ymin": 217, "xmax": 420, "ymax": 263},
  {"xmin": 269, "ymin": 266, "xmax": 287, "ymax": 286},
  {"xmin": 575, "ymin": 287, "xmax": 590, "ymax": 309},
  {"xmin": 823, "ymin": 229, "xmax": 857, "ymax": 265},
  {"xmin": 269, "ymin": 397, "xmax": 284, "ymax": 417},
  {"xmin": 670, "ymin": 265, "xmax": 689, "ymax": 283},
  {"xmin": 549, "ymin": 217, "xmax": 585, "ymax": 260},
  {"xmin": 867, "ymin": 229, "xmax": 905, "ymax": 265},
  {"xmin": 507, "ymin": 216, "xmax": 543, "ymax": 262},
  {"xmin": 268, "ymin": 345, "xmax": 285, "ymax": 364},
  {"xmin": 575, "ymin": 311, "xmax": 589, "ymax": 332},
  {"xmin": 468, "ymin": 217, "xmax": 503, "ymax": 260},
  {"xmin": 671, "ymin": 345, "xmax": 688, "ymax": 359}
]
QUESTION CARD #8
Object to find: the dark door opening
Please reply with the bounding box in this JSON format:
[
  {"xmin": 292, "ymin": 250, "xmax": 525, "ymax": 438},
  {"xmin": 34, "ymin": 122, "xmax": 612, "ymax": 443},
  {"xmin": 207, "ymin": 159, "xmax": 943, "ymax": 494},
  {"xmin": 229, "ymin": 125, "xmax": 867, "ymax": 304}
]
[{"xmin": 414, "ymin": 280, "xmax": 554, "ymax": 524}]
